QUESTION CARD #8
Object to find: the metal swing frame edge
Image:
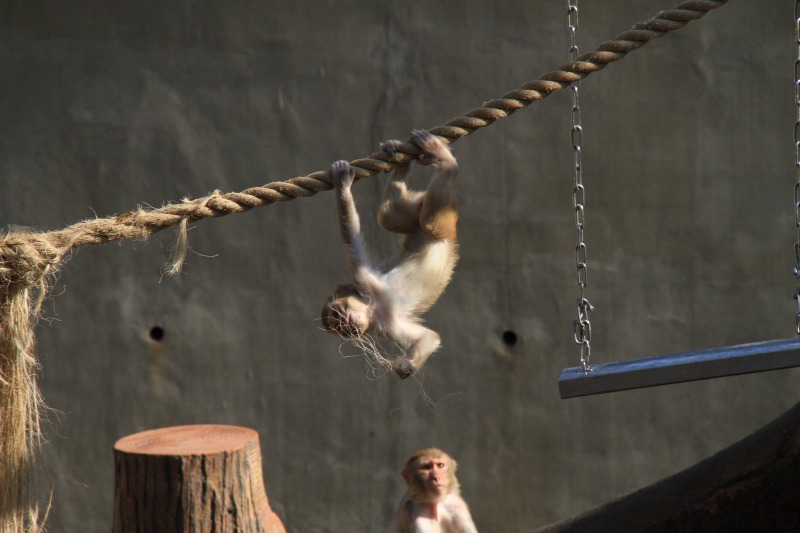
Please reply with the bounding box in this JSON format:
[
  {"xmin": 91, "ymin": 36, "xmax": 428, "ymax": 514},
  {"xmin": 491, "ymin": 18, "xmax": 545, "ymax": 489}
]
[
  {"xmin": 557, "ymin": 337, "xmax": 800, "ymax": 399},
  {"xmin": 555, "ymin": 1, "xmax": 800, "ymax": 400}
]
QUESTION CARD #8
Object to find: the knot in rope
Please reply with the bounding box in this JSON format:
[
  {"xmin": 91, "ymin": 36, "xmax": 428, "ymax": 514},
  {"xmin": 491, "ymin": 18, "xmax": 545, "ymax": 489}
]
[{"xmin": 0, "ymin": 232, "xmax": 65, "ymax": 290}]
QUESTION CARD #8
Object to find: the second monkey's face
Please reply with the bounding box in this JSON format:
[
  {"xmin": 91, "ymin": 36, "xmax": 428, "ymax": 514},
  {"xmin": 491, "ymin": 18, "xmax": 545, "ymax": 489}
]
[{"xmin": 414, "ymin": 457, "xmax": 450, "ymax": 495}]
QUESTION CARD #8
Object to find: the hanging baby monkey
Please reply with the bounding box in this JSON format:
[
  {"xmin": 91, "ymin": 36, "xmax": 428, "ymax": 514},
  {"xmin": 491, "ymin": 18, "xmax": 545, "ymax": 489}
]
[{"xmin": 321, "ymin": 130, "xmax": 459, "ymax": 378}]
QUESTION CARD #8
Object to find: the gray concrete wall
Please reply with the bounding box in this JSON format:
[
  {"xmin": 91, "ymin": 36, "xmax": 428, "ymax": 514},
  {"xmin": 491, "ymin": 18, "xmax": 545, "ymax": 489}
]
[{"xmin": 1, "ymin": 1, "xmax": 796, "ymax": 531}]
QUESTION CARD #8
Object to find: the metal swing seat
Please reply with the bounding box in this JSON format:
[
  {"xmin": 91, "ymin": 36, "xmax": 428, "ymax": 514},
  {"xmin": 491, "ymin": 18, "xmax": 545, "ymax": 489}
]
[
  {"xmin": 557, "ymin": 142, "xmax": 800, "ymax": 399},
  {"xmin": 557, "ymin": 338, "xmax": 800, "ymax": 399},
  {"xmin": 554, "ymin": 0, "xmax": 800, "ymax": 400},
  {"xmin": 556, "ymin": 165, "xmax": 800, "ymax": 399}
]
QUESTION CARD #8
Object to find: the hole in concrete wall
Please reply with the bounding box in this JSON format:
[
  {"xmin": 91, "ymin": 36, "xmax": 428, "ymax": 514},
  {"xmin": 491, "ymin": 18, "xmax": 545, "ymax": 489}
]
[
  {"xmin": 502, "ymin": 330, "xmax": 517, "ymax": 347},
  {"xmin": 149, "ymin": 326, "xmax": 165, "ymax": 342}
]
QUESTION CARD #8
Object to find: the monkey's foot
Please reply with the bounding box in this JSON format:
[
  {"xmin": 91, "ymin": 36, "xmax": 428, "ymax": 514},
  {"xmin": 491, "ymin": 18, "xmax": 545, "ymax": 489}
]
[
  {"xmin": 380, "ymin": 139, "xmax": 402, "ymax": 155},
  {"xmin": 330, "ymin": 160, "xmax": 354, "ymax": 189},
  {"xmin": 410, "ymin": 129, "xmax": 446, "ymax": 166},
  {"xmin": 395, "ymin": 360, "xmax": 417, "ymax": 380}
]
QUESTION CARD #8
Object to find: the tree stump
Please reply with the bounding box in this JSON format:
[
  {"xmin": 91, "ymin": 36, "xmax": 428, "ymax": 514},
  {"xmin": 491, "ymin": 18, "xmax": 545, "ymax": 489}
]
[{"xmin": 113, "ymin": 424, "xmax": 285, "ymax": 533}]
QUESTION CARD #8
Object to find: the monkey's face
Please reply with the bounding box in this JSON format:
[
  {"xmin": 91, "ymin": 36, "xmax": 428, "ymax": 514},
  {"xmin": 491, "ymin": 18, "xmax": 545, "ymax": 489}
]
[
  {"xmin": 322, "ymin": 292, "xmax": 371, "ymax": 337},
  {"xmin": 402, "ymin": 449, "xmax": 460, "ymax": 505},
  {"xmin": 413, "ymin": 457, "xmax": 451, "ymax": 496}
]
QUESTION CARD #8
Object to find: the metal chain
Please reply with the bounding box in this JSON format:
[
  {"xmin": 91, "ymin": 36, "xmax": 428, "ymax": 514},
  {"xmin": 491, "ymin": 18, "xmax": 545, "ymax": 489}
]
[
  {"xmin": 794, "ymin": 0, "xmax": 800, "ymax": 334},
  {"xmin": 568, "ymin": 0, "xmax": 594, "ymax": 372}
]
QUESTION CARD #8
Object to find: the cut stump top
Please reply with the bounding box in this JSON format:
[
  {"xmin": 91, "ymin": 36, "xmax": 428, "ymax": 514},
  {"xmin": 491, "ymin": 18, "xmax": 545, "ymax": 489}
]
[{"xmin": 114, "ymin": 424, "xmax": 258, "ymax": 456}]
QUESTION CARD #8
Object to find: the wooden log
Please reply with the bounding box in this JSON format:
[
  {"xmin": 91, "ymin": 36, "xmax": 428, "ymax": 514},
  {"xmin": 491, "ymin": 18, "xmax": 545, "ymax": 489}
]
[
  {"xmin": 534, "ymin": 400, "xmax": 800, "ymax": 532},
  {"xmin": 113, "ymin": 424, "xmax": 285, "ymax": 533}
]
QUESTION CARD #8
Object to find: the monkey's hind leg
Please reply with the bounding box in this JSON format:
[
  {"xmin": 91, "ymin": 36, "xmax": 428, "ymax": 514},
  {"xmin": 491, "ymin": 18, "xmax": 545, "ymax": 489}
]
[
  {"xmin": 410, "ymin": 130, "xmax": 456, "ymax": 168},
  {"xmin": 411, "ymin": 131, "xmax": 458, "ymax": 241},
  {"xmin": 377, "ymin": 140, "xmax": 425, "ymax": 234},
  {"xmin": 394, "ymin": 322, "xmax": 441, "ymax": 379}
]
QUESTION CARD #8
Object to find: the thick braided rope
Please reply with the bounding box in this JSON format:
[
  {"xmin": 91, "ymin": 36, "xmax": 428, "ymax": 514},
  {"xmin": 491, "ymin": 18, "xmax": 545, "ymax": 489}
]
[{"xmin": 0, "ymin": 0, "xmax": 727, "ymax": 286}]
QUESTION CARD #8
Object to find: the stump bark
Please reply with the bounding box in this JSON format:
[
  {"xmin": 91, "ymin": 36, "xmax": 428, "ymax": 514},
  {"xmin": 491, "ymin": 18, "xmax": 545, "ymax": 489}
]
[{"xmin": 113, "ymin": 424, "xmax": 285, "ymax": 533}]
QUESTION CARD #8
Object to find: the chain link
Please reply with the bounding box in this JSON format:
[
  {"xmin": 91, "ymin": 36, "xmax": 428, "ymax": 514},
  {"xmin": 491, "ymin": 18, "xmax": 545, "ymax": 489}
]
[
  {"xmin": 568, "ymin": 0, "xmax": 593, "ymax": 372},
  {"xmin": 794, "ymin": 0, "xmax": 800, "ymax": 334}
]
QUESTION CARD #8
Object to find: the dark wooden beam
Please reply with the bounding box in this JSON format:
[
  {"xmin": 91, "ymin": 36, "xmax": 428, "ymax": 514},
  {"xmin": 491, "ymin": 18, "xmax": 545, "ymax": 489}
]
[{"xmin": 534, "ymin": 399, "xmax": 800, "ymax": 532}]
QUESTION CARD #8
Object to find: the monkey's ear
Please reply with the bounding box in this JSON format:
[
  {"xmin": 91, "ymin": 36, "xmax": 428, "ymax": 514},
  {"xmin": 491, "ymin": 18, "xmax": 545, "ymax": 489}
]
[
  {"xmin": 320, "ymin": 299, "xmax": 336, "ymax": 331},
  {"xmin": 401, "ymin": 466, "xmax": 413, "ymax": 484}
]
